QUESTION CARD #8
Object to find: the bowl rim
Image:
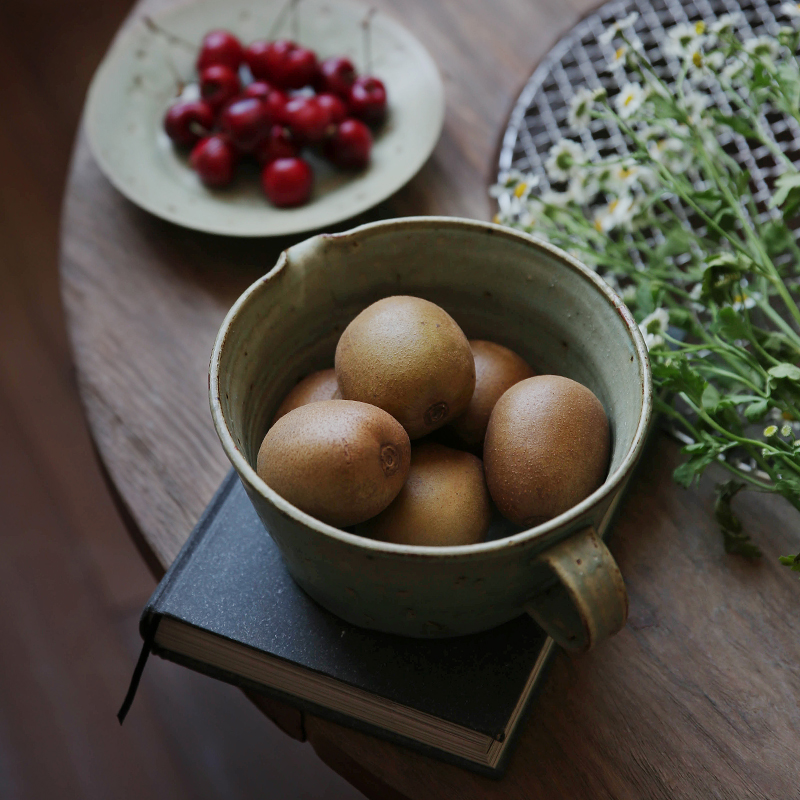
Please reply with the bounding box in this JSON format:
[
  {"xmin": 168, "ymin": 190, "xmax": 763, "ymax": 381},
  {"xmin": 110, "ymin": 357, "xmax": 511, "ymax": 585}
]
[{"xmin": 209, "ymin": 215, "xmax": 653, "ymax": 558}]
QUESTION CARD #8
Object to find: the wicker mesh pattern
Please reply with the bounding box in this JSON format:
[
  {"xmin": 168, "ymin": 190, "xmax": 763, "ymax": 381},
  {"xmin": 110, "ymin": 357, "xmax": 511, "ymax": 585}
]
[{"xmin": 497, "ymin": 0, "xmax": 798, "ymax": 240}]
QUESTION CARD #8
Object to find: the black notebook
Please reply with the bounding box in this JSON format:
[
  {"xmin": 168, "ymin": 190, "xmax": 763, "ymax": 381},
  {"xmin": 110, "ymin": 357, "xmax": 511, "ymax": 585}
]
[{"xmin": 133, "ymin": 470, "xmax": 555, "ymax": 775}]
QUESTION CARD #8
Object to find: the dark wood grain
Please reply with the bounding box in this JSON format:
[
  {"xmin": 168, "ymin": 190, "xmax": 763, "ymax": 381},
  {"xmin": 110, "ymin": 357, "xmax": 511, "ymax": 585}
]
[
  {"xmin": 59, "ymin": 0, "xmax": 800, "ymax": 797},
  {"xmin": 1, "ymin": 0, "xmax": 364, "ymax": 796}
]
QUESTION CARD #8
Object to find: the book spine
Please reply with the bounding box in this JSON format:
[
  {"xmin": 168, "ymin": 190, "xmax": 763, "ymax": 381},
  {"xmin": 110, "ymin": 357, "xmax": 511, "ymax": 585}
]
[{"xmin": 139, "ymin": 469, "xmax": 239, "ymax": 639}]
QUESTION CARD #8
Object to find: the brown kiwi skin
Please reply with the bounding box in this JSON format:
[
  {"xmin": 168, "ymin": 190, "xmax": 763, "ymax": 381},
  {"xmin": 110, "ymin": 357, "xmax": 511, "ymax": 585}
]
[
  {"xmin": 483, "ymin": 375, "xmax": 610, "ymax": 528},
  {"xmin": 257, "ymin": 400, "xmax": 411, "ymax": 528},
  {"xmin": 335, "ymin": 296, "xmax": 476, "ymax": 440},
  {"xmin": 355, "ymin": 442, "xmax": 492, "ymax": 546},
  {"xmin": 272, "ymin": 368, "xmax": 339, "ymax": 425},
  {"xmin": 449, "ymin": 340, "xmax": 535, "ymax": 448}
]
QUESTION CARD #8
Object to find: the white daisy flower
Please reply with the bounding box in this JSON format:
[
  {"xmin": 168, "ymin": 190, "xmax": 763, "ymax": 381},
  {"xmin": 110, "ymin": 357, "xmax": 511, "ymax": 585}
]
[
  {"xmin": 593, "ymin": 194, "xmax": 636, "ymax": 233},
  {"xmin": 731, "ymin": 278, "xmax": 760, "ymax": 311},
  {"xmin": 608, "ymin": 160, "xmax": 640, "ymax": 190},
  {"xmin": 648, "ymin": 136, "xmax": 692, "ymax": 172},
  {"xmin": 489, "ymin": 170, "xmax": 539, "ymax": 199},
  {"xmin": 568, "ymin": 87, "xmax": 605, "ymax": 129},
  {"xmin": 567, "ymin": 171, "xmax": 600, "ymax": 205},
  {"xmin": 665, "ymin": 23, "xmax": 706, "ymax": 59},
  {"xmin": 539, "ymin": 189, "xmax": 572, "ymax": 208},
  {"xmin": 781, "ymin": 3, "xmax": 800, "ymax": 20},
  {"xmin": 615, "ymin": 82, "xmax": 645, "ymax": 118},
  {"xmin": 744, "ymin": 36, "xmax": 780, "ymax": 61},
  {"xmin": 689, "ymin": 282, "xmax": 706, "ymax": 312},
  {"xmin": 639, "ymin": 308, "xmax": 670, "ymax": 350},
  {"xmin": 682, "ymin": 89, "xmax": 710, "ymax": 125},
  {"xmin": 606, "ymin": 44, "xmax": 630, "ymax": 72},
  {"xmin": 710, "ymin": 13, "xmax": 741, "ymax": 35},
  {"xmin": 599, "ymin": 12, "xmax": 639, "ymax": 45},
  {"xmin": 545, "ymin": 139, "xmax": 585, "ymax": 182}
]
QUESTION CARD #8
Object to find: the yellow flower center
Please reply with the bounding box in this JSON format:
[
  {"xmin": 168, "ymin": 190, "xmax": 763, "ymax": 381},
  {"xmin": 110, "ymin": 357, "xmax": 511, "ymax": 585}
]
[
  {"xmin": 609, "ymin": 199, "xmax": 620, "ymax": 213},
  {"xmin": 615, "ymin": 46, "xmax": 625, "ymax": 60},
  {"xmin": 624, "ymin": 92, "xmax": 635, "ymax": 106},
  {"xmin": 619, "ymin": 166, "xmax": 634, "ymax": 179},
  {"xmin": 695, "ymin": 21, "xmax": 706, "ymax": 34},
  {"xmin": 492, "ymin": 213, "xmax": 501, "ymax": 223},
  {"xmin": 594, "ymin": 219, "xmax": 603, "ymax": 232},
  {"xmin": 692, "ymin": 51, "xmax": 703, "ymax": 68},
  {"xmin": 514, "ymin": 182, "xmax": 528, "ymax": 198}
]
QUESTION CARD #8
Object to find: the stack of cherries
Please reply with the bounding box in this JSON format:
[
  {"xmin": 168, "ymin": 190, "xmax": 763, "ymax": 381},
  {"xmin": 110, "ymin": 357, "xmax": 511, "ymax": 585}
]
[{"xmin": 163, "ymin": 30, "xmax": 387, "ymax": 207}]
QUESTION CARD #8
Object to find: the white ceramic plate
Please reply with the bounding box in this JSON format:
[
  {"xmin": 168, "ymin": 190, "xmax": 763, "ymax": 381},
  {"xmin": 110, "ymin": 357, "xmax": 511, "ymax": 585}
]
[{"xmin": 85, "ymin": 0, "xmax": 444, "ymax": 237}]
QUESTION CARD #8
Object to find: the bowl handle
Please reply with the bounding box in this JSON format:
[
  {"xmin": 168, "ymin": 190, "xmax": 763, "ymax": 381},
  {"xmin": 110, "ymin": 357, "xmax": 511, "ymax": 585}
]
[{"xmin": 523, "ymin": 527, "xmax": 628, "ymax": 652}]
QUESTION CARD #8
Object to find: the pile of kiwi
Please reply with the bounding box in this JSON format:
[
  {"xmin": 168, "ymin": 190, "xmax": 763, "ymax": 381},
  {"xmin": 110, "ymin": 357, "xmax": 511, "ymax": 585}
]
[{"xmin": 257, "ymin": 296, "xmax": 610, "ymax": 545}]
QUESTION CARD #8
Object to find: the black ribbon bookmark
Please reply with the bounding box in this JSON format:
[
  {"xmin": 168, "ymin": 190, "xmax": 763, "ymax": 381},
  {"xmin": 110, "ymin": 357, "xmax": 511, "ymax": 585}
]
[{"xmin": 117, "ymin": 620, "xmax": 159, "ymax": 724}]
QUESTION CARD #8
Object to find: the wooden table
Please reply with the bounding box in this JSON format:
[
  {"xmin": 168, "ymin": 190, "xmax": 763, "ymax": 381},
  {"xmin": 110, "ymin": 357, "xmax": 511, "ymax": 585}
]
[{"xmin": 60, "ymin": 0, "xmax": 800, "ymax": 796}]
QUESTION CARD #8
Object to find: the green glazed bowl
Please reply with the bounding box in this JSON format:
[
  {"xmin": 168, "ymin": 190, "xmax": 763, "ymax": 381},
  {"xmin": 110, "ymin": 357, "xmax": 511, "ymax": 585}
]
[{"xmin": 210, "ymin": 217, "xmax": 652, "ymax": 650}]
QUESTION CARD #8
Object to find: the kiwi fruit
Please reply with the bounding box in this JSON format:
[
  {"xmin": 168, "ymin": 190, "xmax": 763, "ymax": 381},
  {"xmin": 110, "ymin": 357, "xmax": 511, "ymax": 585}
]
[
  {"xmin": 272, "ymin": 368, "xmax": 339, "ymax": 425},
  {"xmin": 335, "ymin": 296, "xmax": 475, "ymax": 439},
  {"xmin": 355, "ymin": 442, "xmax": 492, "ymax": 546},
  {"xmin": 256, "ymin": 400, "xmax": 410, "ymax": 528},
  {"xmin": 449, "ymin": 340, "xmax": 534, "ymax": 448},
  {"xmin": 483, "ymin": 375, "xmax": 610, "ymax": 528}
]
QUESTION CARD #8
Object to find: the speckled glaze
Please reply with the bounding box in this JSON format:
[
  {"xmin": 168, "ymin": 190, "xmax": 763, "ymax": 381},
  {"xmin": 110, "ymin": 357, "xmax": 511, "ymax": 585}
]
[{"xmin": 210, "ymin": 217, "xmax": 652, "ymax": 649}]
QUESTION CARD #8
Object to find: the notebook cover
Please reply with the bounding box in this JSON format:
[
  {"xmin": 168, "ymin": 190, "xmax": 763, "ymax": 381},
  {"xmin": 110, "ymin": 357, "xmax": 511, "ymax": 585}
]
[{"xmin": 141, "ymin": 472, "xmax": 551, "ymax": 751}]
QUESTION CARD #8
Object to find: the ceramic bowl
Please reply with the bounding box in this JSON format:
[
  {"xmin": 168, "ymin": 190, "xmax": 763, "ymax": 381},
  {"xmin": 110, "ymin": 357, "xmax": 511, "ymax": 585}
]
[{"xmin": 210, "ymin": 217, "xmax": 652, "ymax": 649}]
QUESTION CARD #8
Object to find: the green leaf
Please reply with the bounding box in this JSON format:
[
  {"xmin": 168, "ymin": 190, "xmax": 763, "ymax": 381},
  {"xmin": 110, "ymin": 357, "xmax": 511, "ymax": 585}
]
[
  {"xmin": 744, "ymin": 398, "xmax": 769, "ymax": 422},
  {"xmin": 715, "ymin": 306, "xmax": 749, "ymax": 340},
  {"xmin": 779, "ymin": 552, "xmax": 800, "ymax": 572},
  {"xmin": 734, "ymin": 169, "xmax": 752, "ymax": 198},
  {"xmin": 715, "ymin": 481, "xmax": 762, "ymax": 558},
  {"xmin": 768, "ymin": 363, "xmax": 800, "ymax": 381},
  {"xmin": 655, "ymin": 227, "xmax": 695, "ymax": 260},
  {"xmin": 701, "ymin": 382, "xmax": 721, "ymax": 411},
  {"xmin": 752, "ymin": 62, "xmax": 771, "ymax": 90},
  {"xmin": 762, "ymin": 220, "xmax": 794, "ymax": 258},
  {"xmin": 776, "ymin": 62, "xmax": 800, "ymax": 107},
  {"xmin": 775, "ymin": 474, "xmax": 800, "ymax": 504},
  {"xmin": 770, "ymin": 173, "xmax": 800, "ymax": 219},
  {"xmin": 674, "ymin": 447, "xmax": 717, "ymax": 488}
]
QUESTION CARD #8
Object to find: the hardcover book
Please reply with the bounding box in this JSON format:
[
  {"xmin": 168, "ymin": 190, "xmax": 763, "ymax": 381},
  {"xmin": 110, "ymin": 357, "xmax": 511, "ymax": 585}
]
[{"xmin": 128, "ymin": 470, "xmax": 557, "ymax": 775}]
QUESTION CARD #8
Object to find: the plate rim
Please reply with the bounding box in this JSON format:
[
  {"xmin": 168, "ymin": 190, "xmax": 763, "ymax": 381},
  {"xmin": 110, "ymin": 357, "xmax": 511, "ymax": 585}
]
[{"xmin": 84, "ymin": 0, "xmax": 445, "ymax": 238}]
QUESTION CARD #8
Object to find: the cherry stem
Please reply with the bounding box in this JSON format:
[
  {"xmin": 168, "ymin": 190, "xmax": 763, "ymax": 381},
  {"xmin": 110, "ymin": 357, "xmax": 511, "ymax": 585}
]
[
  {"xmin": 143, "ymin": 15, "xmax": 196, "ymax": 51},
  {"xmin": 361, "ymin": 8, "xmax": 376, "ymax": 74},
  {"xmin": 291, "ymin": 0, "xmax": 301, "ymax": 41},
  {"xmin": 267, "ymin": 0, "xmax": 293, "ymax": 40}
]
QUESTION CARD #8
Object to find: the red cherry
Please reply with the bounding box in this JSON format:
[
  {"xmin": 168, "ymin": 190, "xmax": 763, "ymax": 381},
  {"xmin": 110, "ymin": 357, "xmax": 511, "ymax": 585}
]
[
  {"xmin": 199, "ymin": 65, "xmax": 241, "ymax": 111},
  {"xmin": 254, "ymin": 125, "xmax": 300, "ymax": 165},
  {"xmin": 163, "ymin": 100, "xmax": 215, "ymax": 147},
  {"xmin": 243, "ymin": 40, "xmax": 272, "ymax": 80},
  {"xmin": 190, "ymin": 135, "xmax": 238, "ymax": 187},
  {"xmin": 261, "ymin": 157, "xmax": 313, "ymax": 206},
  {"xmin": 243, "ymin": 80, "xmax": 274, "ymax": 100},
  {"xmin": 219, "ymin": 97, "xmax": 272, "ymax": 152},
  {"xmin": 243, "ymin": 82, "xmax": 289, "ymax": 124},
  {"xmin": 246, "ymin": 39, "xmax": 318, "ymax": 89},
  {"xmin": 196, "ymin": 30, "xmax": 244, "ymax": 72},
  {"xmin": 315, "ymin": 56, "xmax": 356, "ymax": 97},
  {"xmin": 348, "ymin": 75, "xmax": 387, "ymax": 126},
  {"xmin": 323, "ymin": 118, "xmax": 372, "ymax": 169},
  {"xmin": 283, "ymin": 95, "xmax": 332, "ymax": 144},
  {"xmin": 315, "ymin": 93, "xmax": 347, "ymax": 124}
]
